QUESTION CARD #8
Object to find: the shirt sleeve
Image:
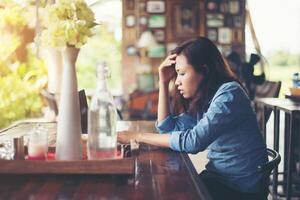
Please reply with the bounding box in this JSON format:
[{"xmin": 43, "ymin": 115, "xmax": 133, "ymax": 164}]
[
  {"xmin": 155, "ymin": 113, "xmax": 197, "ymax": 133},
  {"xmin": 170, "ymin": 83, "xmax": 252, "ymax": 153}
]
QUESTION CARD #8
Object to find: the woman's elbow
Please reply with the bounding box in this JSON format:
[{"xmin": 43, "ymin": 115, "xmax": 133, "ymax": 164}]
[
  {"xmin": 181, "ymin": 141, "xmax": 206, "ymax": 154},
  {"xmin": 178, "ymin": 133, "xmax": 207, "ymax": 153}
]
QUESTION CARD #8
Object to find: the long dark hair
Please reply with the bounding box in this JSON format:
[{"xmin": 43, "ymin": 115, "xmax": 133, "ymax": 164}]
[{"xmin": 171, "ymin": 37, "xmax": 243, "ymax": 114}]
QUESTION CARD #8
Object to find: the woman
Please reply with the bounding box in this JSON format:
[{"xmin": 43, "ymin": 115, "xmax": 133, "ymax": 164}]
[{"xmin": 118, "ymin": 37, "xmax": 268, "ymax": 200}]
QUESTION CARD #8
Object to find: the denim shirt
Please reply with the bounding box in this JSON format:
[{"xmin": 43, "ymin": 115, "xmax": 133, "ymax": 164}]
[{"xmin": 156, "ymin": 81, "xmax": 268, "ymax": 193}]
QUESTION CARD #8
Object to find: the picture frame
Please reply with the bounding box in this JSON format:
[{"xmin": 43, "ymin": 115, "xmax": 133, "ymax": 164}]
[
  {"xmin": 225, "ymin": 16, "xmax": 234, "ymax": 27},
  {"xmin": 228, "ymin": 1, "xmax": 240, "ymax": 14},
  {"xmin": 206, "ymin": 14, "xmax": 224, "ymax": 27},
  {"xmin": 126, "ymin": 45, "xmax": 138, "ymax": 56},
  {"xmin": 146, "ymin": 1, "xmax": 165, "ymax": 13},
  {"xmin": 126, "ymin": 0, "xmax": 135, "ymax": 10},
  {"xmin": 148, "ymin": 44, "xmax": 166, "ymax": 58},
  {"xmin": 148, "ymin": 15, "xmax": 166, "ymax": 28},
  {"xmin": 125, "ymin": 15, "xmax": 136, "ymax": 27},
  {"xmin": 172, "ymin": 3, "xmax": 198, "ymax": 38},
  {"xmin": 138, "ymin": 73, "xmax": 155, "ymax": 92},
  {"xmin": 207, "ymin": 28, "xmax": 218, "ymax": 42},
  {"xmin": 139, "ymin": 2, "xmax": 146, "ymax": 12},
  {"xmin": 206, "ymin": 1, "xmax": 219, "ymax": 12},
  {"xmin": 139, "ymin": 16, "xmax": 148, "ymax": 26},
  {"xmin": 153, "ymin": 29, "xmax": 165, "ymax": 42},
  {"xmin": 232, "ymin": 29, "xmax": 243, "ymax": 43},
  {"xmin": 233, "ymin": 16, "xmax": 243, "ymax": 28},
  {"xmin": 219, "ymin": 2, "xmax": 228, "ymax": 13},
  {"xmin": 218, "ymin": 27, "xmax": 232, "ymax": 44}
]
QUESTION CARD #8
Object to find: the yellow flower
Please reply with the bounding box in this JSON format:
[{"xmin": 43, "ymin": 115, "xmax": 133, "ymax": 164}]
[{"xmin": 40, "ymin": 0, "xmax": 96, "ymax": 48}]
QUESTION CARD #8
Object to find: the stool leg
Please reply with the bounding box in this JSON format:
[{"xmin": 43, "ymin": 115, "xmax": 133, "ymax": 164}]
[
  {"xmin": 273, "ymin": 109, "xmax": 280, "ymax": 196},
  {"xmin": 262, "ymin": 105, "xmax": 267, "ymax": 142},
  {"xmin": 286, "ymin": 113, "xmax": 294, "ymax": 200},
  {"xmin": 284, "ymin": 113, "xmax": 290, "ymax": 188}
]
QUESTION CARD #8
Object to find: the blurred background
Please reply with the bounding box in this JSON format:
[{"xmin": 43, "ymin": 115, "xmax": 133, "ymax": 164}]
[{"xmin": 0, "ymin": 0, "xmax": 299, "ymax": 128}]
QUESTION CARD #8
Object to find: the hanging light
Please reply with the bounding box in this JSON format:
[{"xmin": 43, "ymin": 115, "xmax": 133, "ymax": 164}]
[{"xmin": 137, "ymin": 31, "xmax": 158, "ymax": 49}]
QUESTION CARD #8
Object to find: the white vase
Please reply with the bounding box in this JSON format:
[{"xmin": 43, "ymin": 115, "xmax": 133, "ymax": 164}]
[{"xmin": 56, "ymin": 46, "xmax": 82, "ymax": 160}]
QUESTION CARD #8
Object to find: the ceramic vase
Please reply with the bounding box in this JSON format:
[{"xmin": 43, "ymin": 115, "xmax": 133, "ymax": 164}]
[{"xmin": 56, "ymin": 46, "xmax": 82, "ymax": 160}]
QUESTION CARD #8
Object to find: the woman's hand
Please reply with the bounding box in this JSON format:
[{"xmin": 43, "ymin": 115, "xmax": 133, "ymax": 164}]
[
  {"xmin": 118, "ymin": 132, "xmax": 171, "ymax": 148},
  {"xmin": 117, "ymin": 131, "xmax": 140, "ymax": 144},
  {"xmin": 158, "ymin": 54, "xmax": 177, "ymax": 83}
]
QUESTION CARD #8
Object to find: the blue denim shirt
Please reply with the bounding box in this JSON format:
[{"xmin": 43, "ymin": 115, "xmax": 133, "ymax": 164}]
[{"xmin": 156, "ymin": 81, "xmax": 268, "ymax": 193}]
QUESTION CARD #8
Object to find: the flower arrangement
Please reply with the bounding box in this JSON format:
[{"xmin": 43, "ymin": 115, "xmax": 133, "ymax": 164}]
[{"xmin": 40, "ymin": 0, "xmax": 97, "ymax": 49}]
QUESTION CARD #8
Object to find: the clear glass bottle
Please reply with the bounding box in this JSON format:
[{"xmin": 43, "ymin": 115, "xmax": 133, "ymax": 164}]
[{"xmin": 87, "ymin": 62, "xmax": 117, "ymax": 160}]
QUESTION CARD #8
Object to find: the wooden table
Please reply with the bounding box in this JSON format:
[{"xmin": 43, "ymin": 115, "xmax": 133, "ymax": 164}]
[
  {"xmin": 0, "ymin": 121, "xmax": 211, "ymax": 200},
  {"xmin": 255, "ymin": 98, "xmax": 300, "ymax": 200}
]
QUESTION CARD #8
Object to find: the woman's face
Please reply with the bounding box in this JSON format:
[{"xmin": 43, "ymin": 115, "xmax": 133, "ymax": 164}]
[{"xmin": 174, "ymin": 54, "xmax": 204, "ymax": 99}]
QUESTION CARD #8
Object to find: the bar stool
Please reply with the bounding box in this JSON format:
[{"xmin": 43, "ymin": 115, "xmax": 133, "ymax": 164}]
[
  {"xmin": 255, "ymin": 98, "xmax": 300, "ymax": 200},
  {"xmin": 257, "ymin": 148, "xmax": 281, "ymax": 200}
]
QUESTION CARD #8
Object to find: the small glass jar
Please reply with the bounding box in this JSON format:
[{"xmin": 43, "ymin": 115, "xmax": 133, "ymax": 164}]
[{"xmin": 27, "ymin": 124, "xmax": 48, "ymax": 160}]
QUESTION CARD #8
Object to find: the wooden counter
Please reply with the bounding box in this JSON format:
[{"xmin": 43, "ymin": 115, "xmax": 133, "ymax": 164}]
[{"xmin": 0, "ymin": 120, "xmax": 211, "ymax": 199}]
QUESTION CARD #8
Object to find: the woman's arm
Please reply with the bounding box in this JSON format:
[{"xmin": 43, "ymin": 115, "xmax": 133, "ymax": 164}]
[
  {"xmin": 169, "ymin": 83, "xmax": 253, "ymax": 153},
  {"xmin": 157, "ymin": 81, "xmax": 170, "ymax": 122},
  {"xmin": 157, "ymin": 54, "xmax": 177, "ymax": 123},
  {"xmin": 118, "ymin": 132, "xmax": 171, "ymax": 148}
]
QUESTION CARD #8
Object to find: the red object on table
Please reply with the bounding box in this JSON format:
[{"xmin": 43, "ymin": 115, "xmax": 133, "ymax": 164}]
[
  {"xmin": 27, "ymin": 155, "xmax": 46, "ymax": 160},
  {"xmin": 44, "ymin": 148, "xmax": 122, "ymax": 160}
]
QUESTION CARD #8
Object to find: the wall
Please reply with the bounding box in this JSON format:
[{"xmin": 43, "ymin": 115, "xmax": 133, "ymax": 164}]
[{"xmin": 122, "ymin": 0, "xmax": 245, "ymax": 95}]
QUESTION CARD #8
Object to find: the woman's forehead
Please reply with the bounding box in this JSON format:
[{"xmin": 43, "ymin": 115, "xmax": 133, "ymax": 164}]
[{"xmin": 175, "ymin": 55, "xmax": 189, "ymax": 70}]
